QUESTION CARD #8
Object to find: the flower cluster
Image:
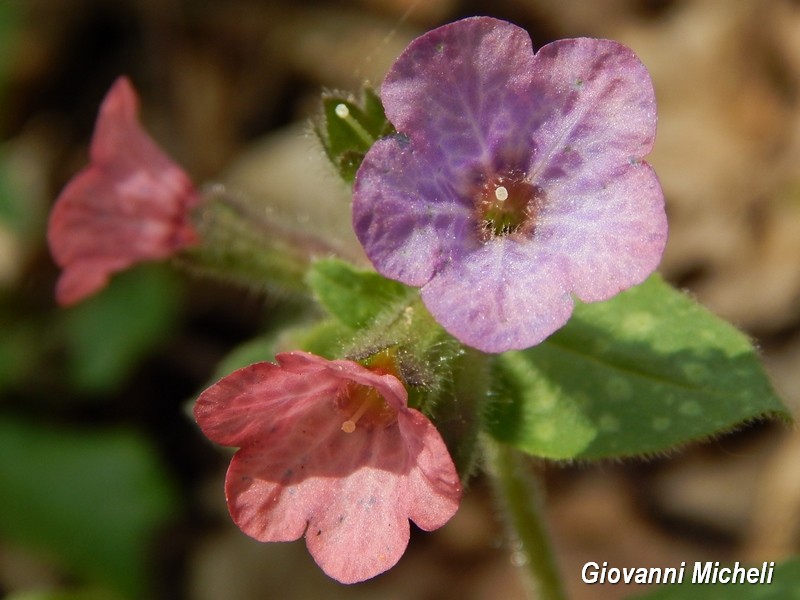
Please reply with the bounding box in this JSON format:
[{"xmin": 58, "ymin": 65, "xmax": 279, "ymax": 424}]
[
  {"xmin": 353, "ymin": 16, "xmax": 667, "ymax": 352},
  {"xmin": 46, "ymin": 15, "xmax": 666, "ymax": 585}
]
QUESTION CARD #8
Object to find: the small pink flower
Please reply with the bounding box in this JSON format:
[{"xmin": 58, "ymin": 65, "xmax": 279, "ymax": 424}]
[
  {"xmin": 47, "ymin": 76, "xmax": 200, "ymax": 306},
  {"xmin": 194, "ymin": 351, "xmax": 462, "ymax": 584}
]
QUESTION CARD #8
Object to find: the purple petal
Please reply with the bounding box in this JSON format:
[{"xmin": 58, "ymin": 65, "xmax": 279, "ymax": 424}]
[
  {"xmin": 381, "ymin": 17, "xmax": 540, "ymax": 171},
  {"xmin": 526, "ymin": 38, "xmax": 658, "ymax": 187},
  {"xmin": 354, "ymin": 18, "xmax": 667, "ymax": 352},
  {"xmin": 353, "ymin": 136, "xmax": 474, "ymax": 286},
  {"xmin": 538, "ymin": 161, "xmax": 667, "ymax": 302},
  {"xmin": 420, "ymin": 240, "xmax": 574, "ymax": 352}
]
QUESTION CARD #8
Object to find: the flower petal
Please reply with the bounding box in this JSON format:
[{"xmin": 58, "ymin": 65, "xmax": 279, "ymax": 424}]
[
  {"xmin": 195, "ymin": 351, "xmax": 462, "ymax": 582},
  {"xmin": 381, "ymin": 16, "xmax": 539, "ymax": 169},
  {"xmin": 353, "ymin": 136, "xmax": 474, "ymax": 287},
  {"xmin": 224, "ymin": 405, "xmax": 421, "ymax": 583},
  {"xmin": 538, "ymin": 161, "xmax": 667, "ymax": 302},
  {"xmin": 194, "ymin": 358, "xmax": 339, "ymax": 448},
  {"xmin": 279, "ymin": 352, "xmax": 410, "ymax": 412},
  {"xmin": 398, "ymin": 409, "xmax": 462, "ymax": 530},
  {"xmin": 225, "ymin": 417, "xmax": 342, "ymax": 543},
  {"xmin": 527, "ymin": 37, "xmax": 657, "ymax": 187},
  {"xmin": 421, "ymin": 240, "xmax": 574, "ymax": 352},
  {"xmin": 354, "ymin": 18, "xmax": 666, "ymax": 353},
  {"xmin": 47, "ymin": 76, "xmax": 199, "ymax": 305},
  {"xmin": 303, "ymin": 465, "xmax": 411, "ymax": 583}
]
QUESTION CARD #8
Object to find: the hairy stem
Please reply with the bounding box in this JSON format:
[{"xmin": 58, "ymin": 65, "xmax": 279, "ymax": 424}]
[{"xmin": 485, "ymin": 438, "xmax": 568, "ymax": 600}]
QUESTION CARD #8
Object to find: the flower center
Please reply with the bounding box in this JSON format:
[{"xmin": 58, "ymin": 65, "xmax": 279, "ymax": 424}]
[
  {"xmin": 337, "ymin": 382, "xmax": 397, "ymax": 433},
  {"xmin": 475, "ymin": 174, "xmax": 542, "ymax": 241}
]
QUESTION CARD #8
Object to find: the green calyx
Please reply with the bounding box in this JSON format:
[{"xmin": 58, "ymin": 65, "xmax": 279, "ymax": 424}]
[
  {"xmin": 306, "ymin": 257, "xmax": 488, "ymax": 479},
  {"xmin": 315, "ymin": 86, "xmax": 395, "ymax": 184},
  {"xmin": 178, "ymin": 185, "xmax": 345, "ymax": 295}
]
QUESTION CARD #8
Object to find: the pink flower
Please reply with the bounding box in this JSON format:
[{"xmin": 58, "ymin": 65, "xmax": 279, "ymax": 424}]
[
  {"xmin": 193, "ymin": 351, "xmax": 462, "ymax": 584},
  {"xmin": 47, "ymin": 76, "xmax": 200, "ymax": 306}
]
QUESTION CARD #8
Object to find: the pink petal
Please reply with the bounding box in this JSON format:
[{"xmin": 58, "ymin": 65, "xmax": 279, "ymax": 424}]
[
  {"xmin": 398, "ymin": 409, "xmax": 463, "ymax": 530},
  {"xmin": 194, "ymin": 351, "xmax": 462, "ymax": 583},
  {"xmin": 47, "ymin": 76, "xmax": 199, "ymax": 305},
  {"xmin": 193, "ymin": 359, "xmax": 340, "ymax": 448}
]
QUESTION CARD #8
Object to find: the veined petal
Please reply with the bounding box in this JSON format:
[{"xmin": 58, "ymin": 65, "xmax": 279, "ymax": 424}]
[
  {"xmin": 421, "ymin": 240, "xmax": 574, "ymax": 352},
  {"xmin": 47, "ymin": 76, "xmax": 199, "ymax": 305},
  {"xmin": 526, "ymin": 37, "xmax": 658, "ymax": 186},
  {"xmin": 381, "ymin": 16, "xmax": 540, "ymax": 169},
  {"xmin": 194, "ymin": 351, "xmax": 462, "ymax": 583},
  {"xmin": 353, "ymin": 136, "xmax": 474, "ymax": 287},
  {"xmin": 193, "ymin": 359, "xmax": 340, "ymax": 448},
  {"xmin": 537, "ymin": 160, "xmax": 667, "ymax": 302}
]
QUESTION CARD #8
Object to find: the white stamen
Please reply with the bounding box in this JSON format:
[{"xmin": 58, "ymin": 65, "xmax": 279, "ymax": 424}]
[
  {"xmin": 335, "ymin": 103, "xmax": 350, "ymax": 119},
  {"xmin": 495, "ymin": 185, "xmax": 509, "ymax": 201},
  {"xmin": 341, "ymin": 396, "xmax": 372, "ymax": 433}
]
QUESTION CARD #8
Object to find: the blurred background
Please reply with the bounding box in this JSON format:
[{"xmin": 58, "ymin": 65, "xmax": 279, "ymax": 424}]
[{"xmin": 2, "ymin": 0, "xmax": 800, "ymax": 598}]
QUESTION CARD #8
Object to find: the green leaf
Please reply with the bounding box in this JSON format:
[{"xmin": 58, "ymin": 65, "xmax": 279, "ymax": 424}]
[
  {"xmin": 633, "ymin": 558, "xmax": 800, "ymax": 599},
  {"xmin": 288, "ymin": 319, "xmax": 355, "ymax": 359},
  {"xmin": 62, "ymin": 265, "xmax": 181, "ymax": 394},
  {"xmin": 0, "ymin": 417, "xmax": 178, "ymax": 599},
  {"xmin": 485, "ymin": 275, "xmax": 789, "ymax": 459},
  {"xmin": 306, "ymin": 257, "xmax": 414, "ymax": 329}
]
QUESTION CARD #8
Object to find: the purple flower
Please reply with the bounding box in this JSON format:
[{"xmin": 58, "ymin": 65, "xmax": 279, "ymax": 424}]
[{"xmin": 352, "ymin": 17, "xmax": 667, "ymax": 353}]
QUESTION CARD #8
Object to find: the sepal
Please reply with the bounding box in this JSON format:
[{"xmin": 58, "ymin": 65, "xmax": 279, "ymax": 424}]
[{"xmin": 314, "ymin": 86, "xmax": 394, "ymax": 184}]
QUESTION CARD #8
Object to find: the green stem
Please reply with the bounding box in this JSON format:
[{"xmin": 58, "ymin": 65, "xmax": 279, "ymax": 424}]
[
  {"xmin": 178, "ymin": 184, "xmax": 357, "ymax": 295},
  {"xmin": 485, "ymin": 438, "xmax": 568, "ymax": 600}
]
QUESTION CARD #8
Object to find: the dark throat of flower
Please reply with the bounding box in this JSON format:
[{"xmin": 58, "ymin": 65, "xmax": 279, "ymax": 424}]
[
  {"xmin": 475, "ymin": 174, "xmax": 543, "ymax": 241},
  {"xmin": 337, "ymin": 351, "xmax": 401, "ymax": 433},
  {"xmin": 336, "ymin": 353, "xmax": 397, "ymax": 433},
  {"xmin": 337, "ymin": 382, "xmax": 397, "ymax": 433}
]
